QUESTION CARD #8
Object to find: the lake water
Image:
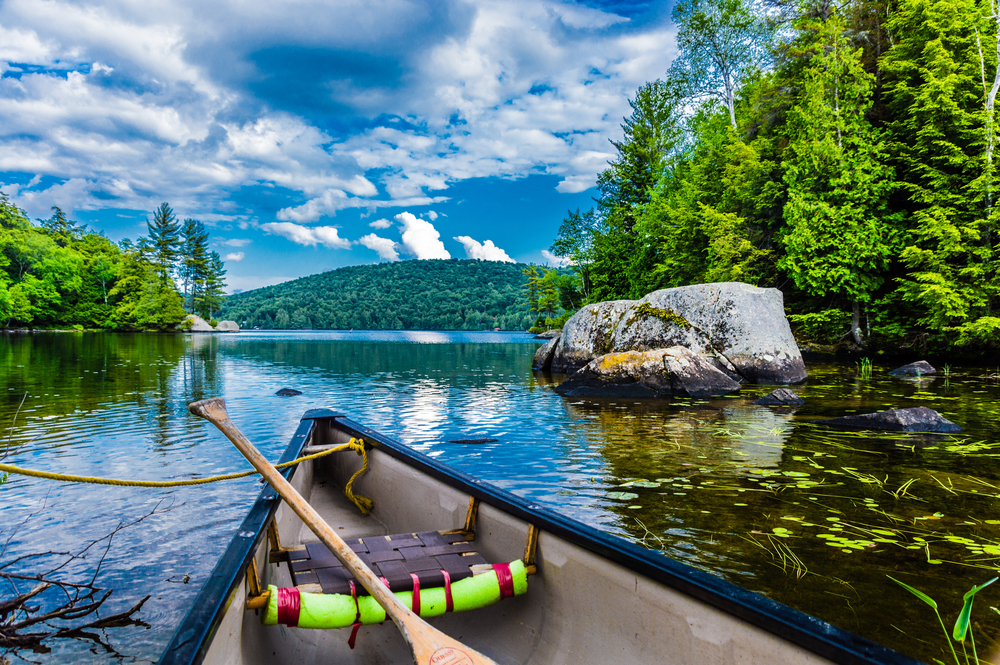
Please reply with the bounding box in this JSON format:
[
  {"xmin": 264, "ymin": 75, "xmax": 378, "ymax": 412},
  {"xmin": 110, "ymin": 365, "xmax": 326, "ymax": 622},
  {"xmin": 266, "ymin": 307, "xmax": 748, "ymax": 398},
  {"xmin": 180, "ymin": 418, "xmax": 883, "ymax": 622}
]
[{"xmin": 2, "ymin": 331, "xmax": 1000, "ymax": 664}]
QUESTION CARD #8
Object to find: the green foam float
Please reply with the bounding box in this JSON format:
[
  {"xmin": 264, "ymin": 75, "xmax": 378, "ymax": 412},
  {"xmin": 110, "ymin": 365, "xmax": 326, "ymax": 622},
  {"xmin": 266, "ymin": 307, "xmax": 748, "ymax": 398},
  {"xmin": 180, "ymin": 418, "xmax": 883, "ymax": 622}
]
[{"xmin": 263, "ymin": 559, "xmax": 527, "ymax": 629}]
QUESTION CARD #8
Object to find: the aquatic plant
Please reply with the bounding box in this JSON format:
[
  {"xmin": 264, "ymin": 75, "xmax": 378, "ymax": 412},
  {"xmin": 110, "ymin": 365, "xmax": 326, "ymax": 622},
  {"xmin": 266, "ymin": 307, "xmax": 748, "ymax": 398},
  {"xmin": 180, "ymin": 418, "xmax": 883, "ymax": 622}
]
[
  {"xmin": 888, "ymin": 576, "xmax": 997, "ymax": 665},
  {"xmin": 857, "ymin": 357, "xmax": 873, "ymax": 379},
  {"xmin": 943, "ymin": 364, "xmax": 952, "ymax": 377}
]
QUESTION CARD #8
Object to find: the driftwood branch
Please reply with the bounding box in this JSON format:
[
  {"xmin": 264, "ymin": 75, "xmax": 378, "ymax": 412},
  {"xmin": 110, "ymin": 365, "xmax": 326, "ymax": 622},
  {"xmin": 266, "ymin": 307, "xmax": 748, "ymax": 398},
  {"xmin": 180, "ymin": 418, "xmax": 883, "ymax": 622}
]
[{"xmin": 0, "ymin": 498, "xmax": 175, "ymax": 656}]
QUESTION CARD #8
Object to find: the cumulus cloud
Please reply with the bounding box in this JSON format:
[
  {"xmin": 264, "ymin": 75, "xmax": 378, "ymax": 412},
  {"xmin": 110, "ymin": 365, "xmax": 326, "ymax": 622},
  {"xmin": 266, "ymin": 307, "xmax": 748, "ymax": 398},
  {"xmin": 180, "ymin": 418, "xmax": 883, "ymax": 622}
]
[
  {"xmin": 368, "ymin": 218, "xmax": 392, "ymax": 229},
  {"xmin": 395, "ymin": 211, "xmax": 450, "ymax": 259},
  {"xmin": 224, "ymin": 251, "xmax": 245, "ymax": 262},
  {"xmin": 426, "ymin": 210, "xmax": 438, "ymax": 220},
  {"xmin": 0, "ymin": 0, "xmax": 675, "ymax": 220},
  {"xmin": 454, "ymin": 236, "xmax": 514, "ymax": 262},
  {"xmin": 541, "ymin": 249, "xmax": 572, "ymax": 267},
  {"xmin": 357, "ymin": 233, "xmax": 400, "ymax": 261},
  {"xmin": 260, "ymin": 222, "xmax": 351, "ymax": 249}
]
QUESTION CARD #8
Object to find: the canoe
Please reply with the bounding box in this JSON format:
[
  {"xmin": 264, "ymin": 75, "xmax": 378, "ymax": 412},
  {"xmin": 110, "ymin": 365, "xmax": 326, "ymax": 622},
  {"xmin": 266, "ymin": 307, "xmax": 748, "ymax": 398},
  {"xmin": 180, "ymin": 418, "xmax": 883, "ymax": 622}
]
[{"xmin": 158, "ymin": 409, "xmax": 920, "ymax": 665}]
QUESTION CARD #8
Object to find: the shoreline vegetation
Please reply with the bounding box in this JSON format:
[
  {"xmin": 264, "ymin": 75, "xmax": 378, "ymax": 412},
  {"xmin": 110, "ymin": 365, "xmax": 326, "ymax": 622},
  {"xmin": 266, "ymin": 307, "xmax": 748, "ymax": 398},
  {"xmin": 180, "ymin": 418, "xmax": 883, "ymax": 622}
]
[
  {"xmin": 523, "ymin": 0, "xmax": 1000, "ymax": 359},
  {"xmin": 1, "ymin": 197, "xmax": 226, "ymax": 332}
]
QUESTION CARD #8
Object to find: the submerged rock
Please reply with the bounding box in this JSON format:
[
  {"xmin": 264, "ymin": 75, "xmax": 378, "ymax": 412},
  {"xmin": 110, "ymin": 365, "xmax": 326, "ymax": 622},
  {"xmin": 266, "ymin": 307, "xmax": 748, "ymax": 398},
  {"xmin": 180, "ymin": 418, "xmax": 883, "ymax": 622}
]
[
  {"xmin": 814, "ymin": 406, "xmax": 961, "ymax": 433},
  {"xmin": 888, "ymin": 360, "xmax": 937, "ymax": 377},
  {"xmin": 275, "ymin": 388, "xmax": 303, "ymax": 397},
  {"xmin": 554, "ymin": 346, "xmax": 741, "ymax": 398},
  {"xmin": 755, "ymin": 388, "xmax": 804, "ymax": 406},
  {"xmin": 549, "ymin": 282, "xmax": 807, "ymax": 384},
  {"xmin": 532, "ymin": 335, "xmax": 560, "ymax": 371}
]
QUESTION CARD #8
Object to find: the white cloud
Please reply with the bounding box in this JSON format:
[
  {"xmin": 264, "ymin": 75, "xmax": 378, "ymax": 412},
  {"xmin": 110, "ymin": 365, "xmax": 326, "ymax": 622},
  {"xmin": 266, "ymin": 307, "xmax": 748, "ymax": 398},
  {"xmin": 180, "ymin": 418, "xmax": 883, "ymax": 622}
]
[
  {"xmin": 541, "ymin": 249, "xmax": 572, "ymax": 267},
  {"xmin": 221, "ymin": 238, "xmax": 251, "ymax": 247},
  {"xmin": 260, "ymin": 221, "xmax": 351, "ymax": 249},
  {"xmin": 395, "ymin": 211, "xmax": 450, "ymax": 259},
  {"xmin": 276, "ymin": 192, "xmax": 449, "ymax": 223},
  {"xmin": 0, "ymin": 0, "xmax": 675, "ymax": 221},
  {"xmin": 368, "ymin": 218, "xmax": 392, "ymax": 229},
  {"xmin": 357, "ymin": 233, "xmax": 399, "ymax": 261},
  {"xmin": 426, "ymin": 210, "xmax": 438, "ymax": 220},
  {"xmin": 454, "ymin": 235, "xmax": 514, "ymax": 262},
  {"xmin": 224, "ymin": 251, "xmax": 245, "ymax": 262}
]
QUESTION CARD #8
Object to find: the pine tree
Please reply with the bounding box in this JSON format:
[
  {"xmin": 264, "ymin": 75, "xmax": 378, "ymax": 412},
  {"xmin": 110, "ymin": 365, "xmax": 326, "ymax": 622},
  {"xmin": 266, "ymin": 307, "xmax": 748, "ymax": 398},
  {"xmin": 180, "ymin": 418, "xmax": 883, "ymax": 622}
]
[
  {"xmin": 779, "ymin": 10, "xmax": 898, "ymax": 344},
  {"xmin": 180, "ymin": 218, "xmax": 209, "ymax": 313},
  {"xmin": 592, "ymin": 80, "xmax": 683, "ymax": 300},
  {"xmin": 881, "ymin": 0, "xmax": 998, "ymax": 341},
  {"xmin": 147, "ymin": 202, "xmax": 181, "ymax": 283},
  {"xmin": 198, "ymin": 251, "xmax": 227, "ymax": 321}
]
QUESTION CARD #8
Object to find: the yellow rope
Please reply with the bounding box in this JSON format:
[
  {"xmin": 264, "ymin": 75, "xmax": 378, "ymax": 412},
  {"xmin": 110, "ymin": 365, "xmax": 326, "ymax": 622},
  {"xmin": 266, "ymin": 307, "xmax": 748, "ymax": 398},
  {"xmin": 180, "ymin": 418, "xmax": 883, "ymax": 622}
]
[{"xmin": 0, "ymin": 439, "xmax": 374, "ymax": 514}]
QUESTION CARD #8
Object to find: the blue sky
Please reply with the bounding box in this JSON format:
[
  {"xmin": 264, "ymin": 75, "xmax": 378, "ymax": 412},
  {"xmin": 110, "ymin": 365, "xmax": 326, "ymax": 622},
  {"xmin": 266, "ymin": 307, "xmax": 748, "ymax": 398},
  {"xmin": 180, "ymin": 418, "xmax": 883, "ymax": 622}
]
[{"xmin": 0, "ymin": 0, "xmax": 677, "ymax": 293}]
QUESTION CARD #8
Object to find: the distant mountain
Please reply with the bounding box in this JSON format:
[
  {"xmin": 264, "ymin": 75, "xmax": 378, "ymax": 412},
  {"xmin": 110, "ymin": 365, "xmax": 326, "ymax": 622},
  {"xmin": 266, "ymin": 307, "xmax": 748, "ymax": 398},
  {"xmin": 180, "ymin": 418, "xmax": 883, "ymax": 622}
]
[{"xmin": 219, "ymin": 259, "xmax": 537, "ymax": 330}]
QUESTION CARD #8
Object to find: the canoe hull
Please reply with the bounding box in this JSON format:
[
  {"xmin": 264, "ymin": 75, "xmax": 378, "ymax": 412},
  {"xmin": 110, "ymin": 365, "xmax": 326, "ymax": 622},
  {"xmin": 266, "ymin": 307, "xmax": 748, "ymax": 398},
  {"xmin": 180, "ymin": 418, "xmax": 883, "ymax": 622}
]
[{"xmin": 161, "ymin": 410, "xmax": 919, "ymax": 665}]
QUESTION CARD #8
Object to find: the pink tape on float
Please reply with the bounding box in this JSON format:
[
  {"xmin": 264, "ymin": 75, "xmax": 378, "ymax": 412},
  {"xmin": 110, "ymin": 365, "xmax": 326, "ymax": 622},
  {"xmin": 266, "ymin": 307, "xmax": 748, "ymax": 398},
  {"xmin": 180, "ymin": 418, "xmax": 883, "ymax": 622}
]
[
  {"xmin": 409, "ymin": 573, "xmax": 421, "ymax": 615},
  {"xmin": 347, "ymin": 581, "xmax": 362, "ymax": 650},
  {"xmin": 493, "ymin": 563, "xmax": 514, "ymax": 600},
  {"xmin": 276, "ymin": 587, "xmax": 301, "ymax": 626},
  {"xmin": 441, "ymin": 570, "xmax": 454, "ymax": 612}
]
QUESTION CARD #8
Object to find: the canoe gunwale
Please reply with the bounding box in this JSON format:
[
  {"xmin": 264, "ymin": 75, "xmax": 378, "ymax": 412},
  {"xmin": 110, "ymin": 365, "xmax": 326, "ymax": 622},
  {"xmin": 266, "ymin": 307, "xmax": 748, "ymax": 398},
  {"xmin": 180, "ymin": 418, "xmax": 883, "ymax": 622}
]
[
  {"xmin": 157, "ymin": 417, "xmax": 314, "ymax": 665},
  {"xmin": 158, "ymin": 410, "xmax": 922, "ymax": 665}
]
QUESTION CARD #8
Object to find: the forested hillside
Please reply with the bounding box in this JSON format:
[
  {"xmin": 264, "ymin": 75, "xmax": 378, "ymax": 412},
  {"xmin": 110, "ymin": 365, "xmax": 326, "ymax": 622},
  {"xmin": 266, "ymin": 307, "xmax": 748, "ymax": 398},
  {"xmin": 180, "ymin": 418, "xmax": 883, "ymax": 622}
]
[
  {"xmin": 544, "ymin": 0, "xmax": 1000, "ymax": 353},
  {"xmin": 219, "ymin": 259, "xmax": 536, "ymax": 330}
]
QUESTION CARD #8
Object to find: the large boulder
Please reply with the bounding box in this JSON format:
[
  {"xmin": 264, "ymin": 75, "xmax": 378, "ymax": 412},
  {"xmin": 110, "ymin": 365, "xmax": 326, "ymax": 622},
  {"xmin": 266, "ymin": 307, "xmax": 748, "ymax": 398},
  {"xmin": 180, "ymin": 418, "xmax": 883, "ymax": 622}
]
[
  {"xmin": 216, "ymin": 320, "xmax": 240, "ymax": 332},
  {"xmin": 550, "ymin": 283, "xmax": 807, "ymax": 384},
  {"xmin": 553, "ymin": 347, "xmax": 741, "ymax": 398},
  {"xmin": 534, "ymin": 329, "xmax": 561, "ymax": 339},
  {"xmin": 532, "ymin": 335, "xmax": 559, "ymax": 371},
  {"xmin": 181, "ymin": 314, "xmax": 215, "ymax": 332},
  {"xmin": 814, "ymin": 407, "xmax": 961, "ymax": 433},
  {"xmin": 550, "ymin": 300, "xmax": 634, "ymax": 373}
]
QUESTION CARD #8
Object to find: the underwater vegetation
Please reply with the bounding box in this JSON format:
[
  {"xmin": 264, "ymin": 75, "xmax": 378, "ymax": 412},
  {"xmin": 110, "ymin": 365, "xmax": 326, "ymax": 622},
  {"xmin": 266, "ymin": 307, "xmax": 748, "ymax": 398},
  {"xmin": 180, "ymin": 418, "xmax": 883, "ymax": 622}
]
[{"xmin": 560, "ymin": 362, "xmax": 1000, "ymax": 664}]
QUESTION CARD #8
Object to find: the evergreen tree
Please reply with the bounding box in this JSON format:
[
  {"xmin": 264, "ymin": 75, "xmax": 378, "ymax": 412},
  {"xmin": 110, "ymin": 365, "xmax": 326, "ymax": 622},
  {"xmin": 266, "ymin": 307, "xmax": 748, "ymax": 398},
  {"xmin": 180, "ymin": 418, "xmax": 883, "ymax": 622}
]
[
  {"xmin": 592, "ymin": 80, "xmax": 683, "ymax": 301},
  {"xmin": 779, "ymin": 10, "xmax": 898, "ymax": 344},
  {"xmin": 147, "ymin": 202, "xmax": 181, "ymax": 283},
  {"xmin": 180, "ymin": 218, "xmax": 209, "ymax": 313},
  {"xmin": 198, "ymin": 251, "xmax": 227, "ymax": 321},
  {"xmin": 882, "ymin": 0, "xmax": 999, "ymax": 343}
]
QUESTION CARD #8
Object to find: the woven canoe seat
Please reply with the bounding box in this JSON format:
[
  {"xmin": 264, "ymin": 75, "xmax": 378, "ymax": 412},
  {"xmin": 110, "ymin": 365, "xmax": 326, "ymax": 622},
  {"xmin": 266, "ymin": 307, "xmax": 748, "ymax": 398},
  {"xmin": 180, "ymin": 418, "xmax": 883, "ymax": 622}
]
[{"xmin": 287, "ymin": 531, "xmax": 487, "ymax": 596}]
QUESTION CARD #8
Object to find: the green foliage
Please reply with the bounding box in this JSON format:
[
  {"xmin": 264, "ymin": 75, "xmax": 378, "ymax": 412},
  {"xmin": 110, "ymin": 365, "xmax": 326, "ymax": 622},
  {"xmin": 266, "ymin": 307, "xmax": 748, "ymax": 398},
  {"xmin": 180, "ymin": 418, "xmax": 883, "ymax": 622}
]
[
  {"xmin": 590, "ymin": 80, "xmax": 685, "ymax": 301},
  {"xmin": 779, "ymin": 10, "xmax": 897, "ymax": 307},
  {"xmin": 543, "ymin": 0, "xmax": 1000, "ymax": 354},
  {"xmin": 889, "ymin": 576, "xmax": 998, "ymax": 665},
  {"xmin": 220, "ymin": 259, "xmax": 538, "ymax": 330},
  {"xmin": 0, "ymin": 195, "xmax": 222, "ymax": 332}
]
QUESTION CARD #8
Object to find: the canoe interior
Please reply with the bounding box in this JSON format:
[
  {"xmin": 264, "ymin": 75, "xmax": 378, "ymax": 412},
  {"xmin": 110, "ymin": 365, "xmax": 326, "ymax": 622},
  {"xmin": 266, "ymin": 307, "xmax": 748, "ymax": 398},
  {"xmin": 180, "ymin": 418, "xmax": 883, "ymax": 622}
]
[{"xmin": 164, "ymin": 412, "xmax": 920, "ymax": 665}]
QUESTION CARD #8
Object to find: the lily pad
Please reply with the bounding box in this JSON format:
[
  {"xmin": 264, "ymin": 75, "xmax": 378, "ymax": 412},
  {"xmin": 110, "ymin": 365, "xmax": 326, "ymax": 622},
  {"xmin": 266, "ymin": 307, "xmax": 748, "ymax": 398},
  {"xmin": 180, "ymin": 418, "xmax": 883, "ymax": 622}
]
[{"xmin": 607, "ymin": 491, "xmax": 639, "ymax": 500}]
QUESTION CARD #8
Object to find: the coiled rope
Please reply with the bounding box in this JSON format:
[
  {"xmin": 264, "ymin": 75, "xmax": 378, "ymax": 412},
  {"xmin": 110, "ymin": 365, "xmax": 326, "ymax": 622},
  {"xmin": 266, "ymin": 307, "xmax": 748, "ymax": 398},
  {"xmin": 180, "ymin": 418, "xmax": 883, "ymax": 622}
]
[{"xmin": 0, "ymin": 438, "xmax": 374, "ymax": 515}]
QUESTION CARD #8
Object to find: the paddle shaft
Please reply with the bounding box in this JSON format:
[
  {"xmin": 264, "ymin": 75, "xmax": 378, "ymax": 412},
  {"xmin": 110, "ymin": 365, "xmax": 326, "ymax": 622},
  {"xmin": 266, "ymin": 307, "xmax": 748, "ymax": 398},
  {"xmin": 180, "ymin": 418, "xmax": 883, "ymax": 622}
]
[{"xmin": 188, "ymin": 398, "xmax": 497, "ymax": 665}]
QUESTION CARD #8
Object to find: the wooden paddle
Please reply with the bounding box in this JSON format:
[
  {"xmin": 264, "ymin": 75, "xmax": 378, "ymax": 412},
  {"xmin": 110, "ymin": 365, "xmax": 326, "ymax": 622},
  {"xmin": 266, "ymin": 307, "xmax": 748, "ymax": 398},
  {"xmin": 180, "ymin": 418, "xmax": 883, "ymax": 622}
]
[{"xmin": 188, "ymin": 397, "xmax": 498, "ymax": 665}]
